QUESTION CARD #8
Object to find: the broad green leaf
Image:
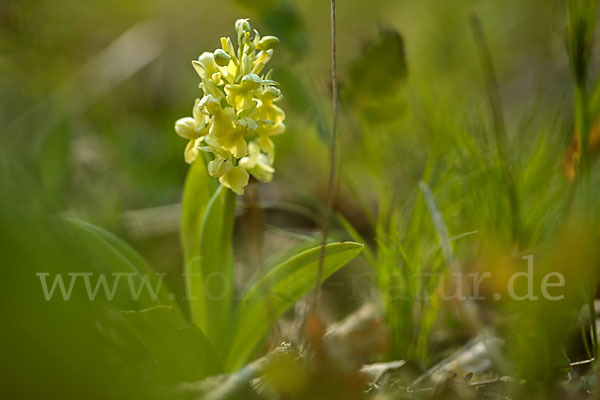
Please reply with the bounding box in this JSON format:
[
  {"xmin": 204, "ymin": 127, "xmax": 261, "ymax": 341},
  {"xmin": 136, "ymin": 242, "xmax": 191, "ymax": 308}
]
[
  {"xmin": 181, "ymin": 155, "xmax": 236, "ymax": 345},
  {"xmin": 224, "ymin": 242, "xmax": 364, "ymax": 371},
  {"xmin": 180, "ymin": 158, "xmax": 222, "ymax": 330},
  {"xmin": 65, "ymin": 218, "xmax": 183, "ymax": 322},
  {"xmin": 181, "ymin": 158, "xmax": 216, "ymax": 327},
  {"xmin": 122, "ymin": 306, "xmax": 222, "ymax": 383},
  {"xmin": 181, "ymin": 157, "xmax": 216, "ymax": 266},
  {"xmin": 194, "ymin": 185, "xmax": 236, "ymax": 345}
]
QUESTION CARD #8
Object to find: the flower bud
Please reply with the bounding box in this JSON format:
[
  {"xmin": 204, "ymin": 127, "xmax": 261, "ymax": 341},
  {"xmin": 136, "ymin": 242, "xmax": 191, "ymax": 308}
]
[
  {"xmin": 220, "ymin": 37, "xmax": 229, "ymax": 52},
  {"xmin": 214, "ymin": 49, "xmax": 231, "ymax": 67},
  {"xmin": 199, "ymin": 52, "xmax": 216, "ymax": 67},
  {"xmin": 262, "ymin": 86, "xmax": 281, "ymax": 100},
  {"xmin": 241, "ymin": 73, "xmax": 262, "ymax": 88},
  {"xmin": 175, "ymin": 117, "xmax": 197, "ymax": 139},
  {"xmin": 235, "ymin": 19, "xmax": 251, "ymax": 35},
  {"xmin": 258, "ymin": 36, "xmax": 279, "ymax": 50},
  {"xmin": 193, "ymin": 52, "xmax": 218, "ymax": 78}
]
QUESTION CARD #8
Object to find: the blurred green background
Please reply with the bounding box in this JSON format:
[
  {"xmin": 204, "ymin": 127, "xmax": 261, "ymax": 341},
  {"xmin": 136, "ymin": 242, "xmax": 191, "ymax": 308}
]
[
  {"xmin": 2, "ymin": 0, "xmax": 600, "ymax": 398},
  {"xmin": 0, "ymin": 0, "xmax": 574, "ymax": 221}
]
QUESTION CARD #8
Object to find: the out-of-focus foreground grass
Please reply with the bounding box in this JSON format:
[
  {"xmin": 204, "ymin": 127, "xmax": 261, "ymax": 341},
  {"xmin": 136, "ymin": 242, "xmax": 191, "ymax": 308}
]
[{"xmin": 2, "ymin": 0, "xmax": 600, "ymax": 398}]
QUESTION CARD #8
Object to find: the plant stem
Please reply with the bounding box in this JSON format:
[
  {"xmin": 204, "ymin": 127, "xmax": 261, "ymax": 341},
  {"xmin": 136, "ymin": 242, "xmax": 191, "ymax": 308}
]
[{"xmin": 313, "ymin": 0, "xmax": 339, "ymax": 312}]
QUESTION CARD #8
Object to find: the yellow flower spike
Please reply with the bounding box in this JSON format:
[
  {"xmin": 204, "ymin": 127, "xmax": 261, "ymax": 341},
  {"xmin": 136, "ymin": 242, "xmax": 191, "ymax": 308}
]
[
  {"xmin": 219, "ymin": 166, "xmax": 249, "ymax": 195},
  {"xmin": 175, "ymin": 19, "xmax": 285, "ymax": 194}
]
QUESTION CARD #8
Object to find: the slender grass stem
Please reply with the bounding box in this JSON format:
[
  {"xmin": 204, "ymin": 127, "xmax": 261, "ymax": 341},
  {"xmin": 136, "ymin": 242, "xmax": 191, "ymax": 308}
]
[
  {"xmin": 470, "ymin": 13, "xmax": 520, "ymax": 244},
  {"xmin": 469, "ymin": 14, "xmax": 506, "ymax": 161},
  {"xmin": 312, "ymin": 0, "xmax": 339, "ymax": 312}
]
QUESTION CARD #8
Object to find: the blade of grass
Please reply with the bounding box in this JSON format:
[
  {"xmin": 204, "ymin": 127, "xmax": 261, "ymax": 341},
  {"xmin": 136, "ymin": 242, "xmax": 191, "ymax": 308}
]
[{"xmin": 470, "ymin": 13, "xmax": 520, "ymax": 244}]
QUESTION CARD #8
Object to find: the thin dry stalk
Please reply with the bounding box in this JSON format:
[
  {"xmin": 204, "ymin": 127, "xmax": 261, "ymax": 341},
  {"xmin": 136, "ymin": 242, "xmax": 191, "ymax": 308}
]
[{"xmin": 312, "ymin": 0, "xmax": 339, "ymax": 312}]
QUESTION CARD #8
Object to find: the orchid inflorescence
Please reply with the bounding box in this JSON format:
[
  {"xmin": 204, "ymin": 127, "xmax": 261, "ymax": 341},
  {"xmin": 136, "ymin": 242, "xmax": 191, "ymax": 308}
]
[{"xmin": 174, "ymin": 18, "xmax": 285, "ymax": 195}]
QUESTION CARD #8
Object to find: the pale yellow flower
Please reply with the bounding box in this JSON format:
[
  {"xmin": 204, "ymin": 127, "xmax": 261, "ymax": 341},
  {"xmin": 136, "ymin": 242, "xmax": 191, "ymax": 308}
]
[
  {"xmin": 219, "ymin": 166, "xmax": 249, "ymax": 195},
  {"xmin": 239, "ymin": 142, "xmax": 275, "ymax": 182},
  {"xmin": 174, "ymin": 99, "xmax": 209, "ymax": 163},
  {"xmin": 225, "ymin": 74, "xmax": 262, "ymax": 111}
]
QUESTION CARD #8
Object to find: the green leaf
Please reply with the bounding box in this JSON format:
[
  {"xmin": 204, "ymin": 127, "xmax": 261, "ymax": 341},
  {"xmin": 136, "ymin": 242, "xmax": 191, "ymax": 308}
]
[
  {"xmin": 181, "ymin": 157, "xmax": 217, "ymax": 270},
  {"xmin": 122, "ymin": 306, "xmax": 222, "ymax": 382},
  {"xmin": 181, "ymin": 155, "xmax": 236, "ymax": 348},
  {"xmin": 224, "ymin": 242, "xmax": 364, "ymax": 371},
  {"xmin": 195, "ymin": 185, "xmax": 236, "ymax": 345},
  {"xmin": 66, "ymin": 218, "xmax": 184, "ymax": 323}
]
